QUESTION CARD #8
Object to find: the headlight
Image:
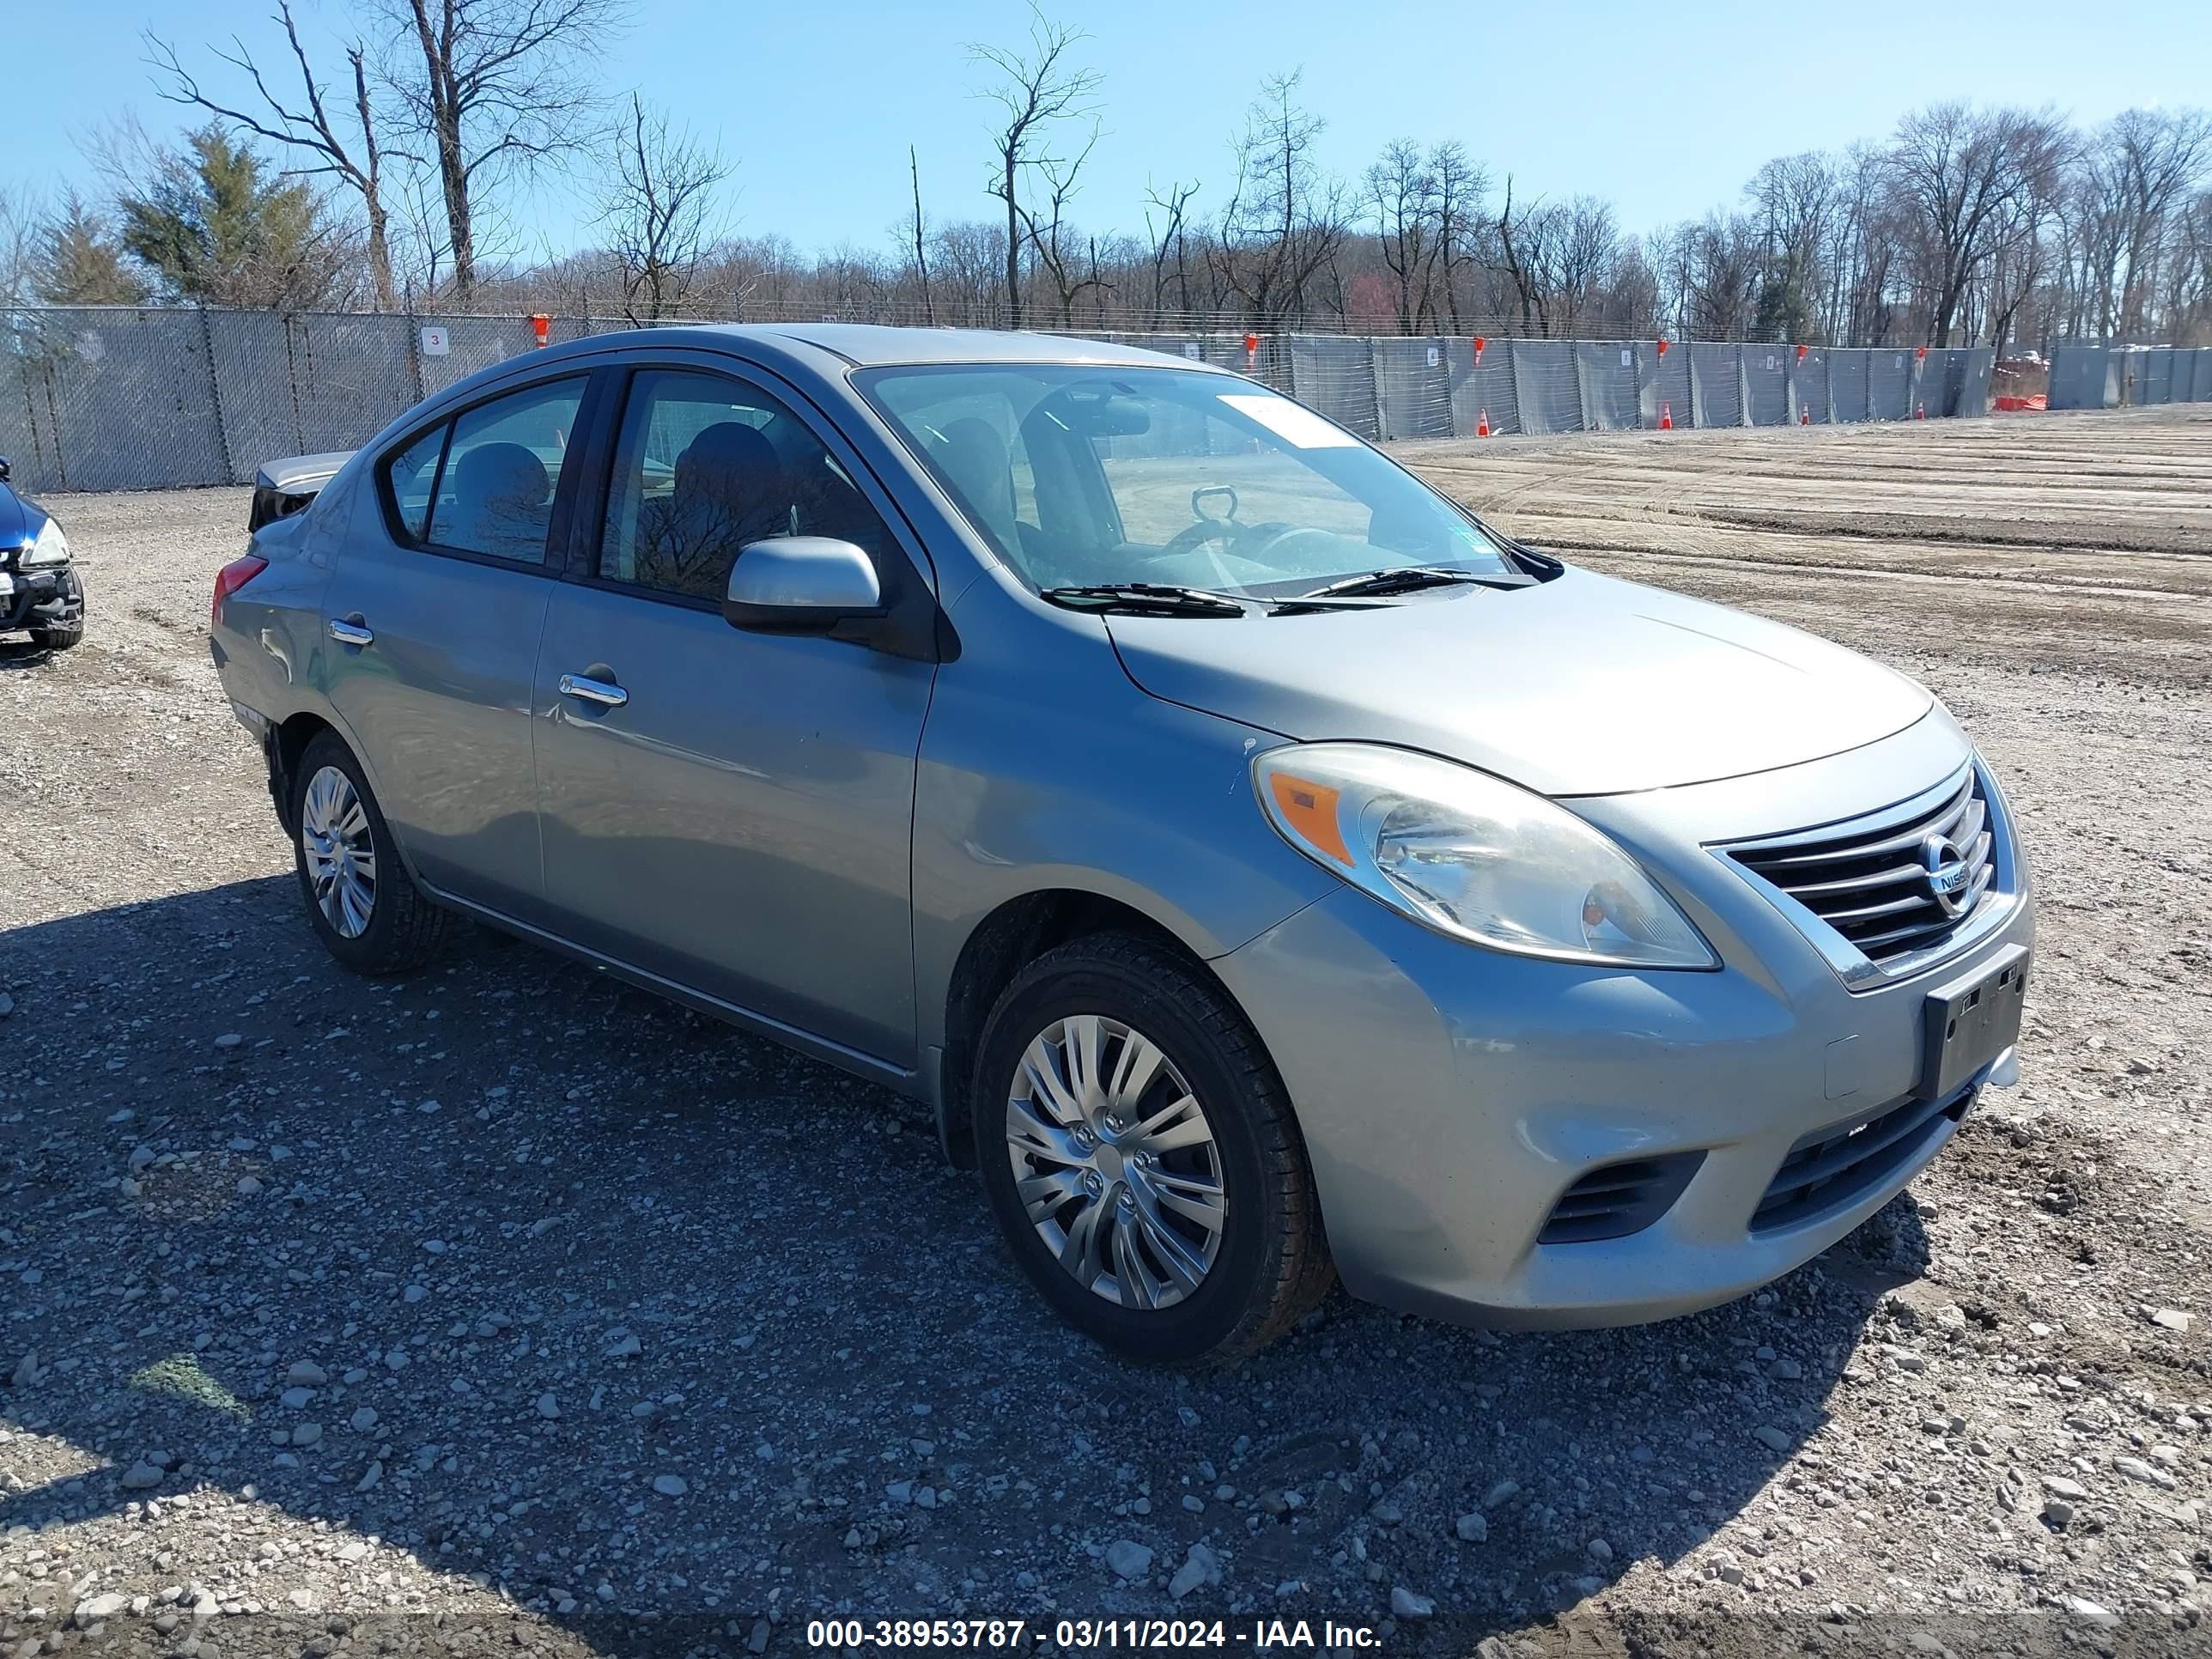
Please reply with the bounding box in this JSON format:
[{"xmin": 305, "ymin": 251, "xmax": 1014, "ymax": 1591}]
[
  {"xmin": 1253, "ymin": 742, "xmax": 1717, "ymax": 969},
  {"xmin": 18, "ymin": 520, "xmax": 69, "ymax": 568}
]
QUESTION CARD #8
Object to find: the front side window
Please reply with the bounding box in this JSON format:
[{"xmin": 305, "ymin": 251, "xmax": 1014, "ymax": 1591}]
[
  {"xmin": 599, "ymin": 368, "xmax": 895, "ymax": 602},
  {"xmin": 379, "ymin": 377, "xmax": 586, "ymax": 564},
  {"xmin": 858, "ymin": 364, "xmax": 1516, "ymax": 597},
  {"xmin": 384, "ymin": 426, "xmax": 445, "ymax": 542}
]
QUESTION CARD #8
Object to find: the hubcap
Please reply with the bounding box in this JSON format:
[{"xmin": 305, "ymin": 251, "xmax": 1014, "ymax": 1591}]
[
  {"xmin": 1005, "ymin": 1015, "xmax": 1227, "ymax": 1311},
  {"xmin": 300, "ymin": 764, "xmax": 376, "ymax": 939}
]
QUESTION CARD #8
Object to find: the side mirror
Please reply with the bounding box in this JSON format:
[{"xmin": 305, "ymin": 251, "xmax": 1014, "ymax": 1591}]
[{"xmin": 723, "ymin": 537, "xmax": 884, "ymax": 634}]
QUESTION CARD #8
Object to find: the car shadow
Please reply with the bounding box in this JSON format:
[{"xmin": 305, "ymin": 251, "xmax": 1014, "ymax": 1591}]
[
  {"xmin": 0, "ymin": 638, "xmax": 61, "ymax": 670},
  {"xmin": 1, "ymin": 876, "xmax": 1929, "ymax": 1656}
]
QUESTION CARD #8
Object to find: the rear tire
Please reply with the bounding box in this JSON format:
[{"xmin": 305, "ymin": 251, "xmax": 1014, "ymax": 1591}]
[
  {"xmin": 291, "ymin": 732, "xmax": 450, "ymax": 976},
  {"xmin": 973, "ymin": 932, "xmax": 1332, "ymax": 1364}
]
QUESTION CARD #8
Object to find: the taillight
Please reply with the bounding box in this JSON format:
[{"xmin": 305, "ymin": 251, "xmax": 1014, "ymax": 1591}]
[{"xmin": 212, "ymin": 554, "xmax": 269, "ymax": 629}]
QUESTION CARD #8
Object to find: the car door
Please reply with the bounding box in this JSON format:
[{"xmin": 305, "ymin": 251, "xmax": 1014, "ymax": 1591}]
[
  {"xmin": 532, "ymin": 362, "xmax": 937, "ymax": 1069},
  {"xmin": 321, "ymin": 373, "xmax": 593, "ymax": 921}
]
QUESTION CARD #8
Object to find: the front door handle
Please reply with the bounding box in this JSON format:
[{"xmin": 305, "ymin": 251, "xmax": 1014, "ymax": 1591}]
[
  {"xmin": 558, "ymin": 672, "xmax": 629, "ymax": 708},
  {"xmin": 328, "ymin": 617, "xmax": 374, "ymax": 647}
]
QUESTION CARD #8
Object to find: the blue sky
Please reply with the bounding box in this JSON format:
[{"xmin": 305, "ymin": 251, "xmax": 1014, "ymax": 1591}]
[{"xmin": 9, "ymin": 0, "xmax": 2209, "ymax": 255}]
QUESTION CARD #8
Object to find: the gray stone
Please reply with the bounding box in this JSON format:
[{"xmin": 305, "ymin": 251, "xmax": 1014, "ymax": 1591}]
[
  {"xmin": 1105, "ymin": 1540, "xmax": 1154, "ymax": 1581},
  {"xmin": 214, "ymin": 1032, "xmax": 244, "ymax": 1049},
  {"xmin": 74, "ymin": 1592, "xmax": 126, "ymax": 1627},
  {"xmin": 653, "ymin": 1474, "xmax": 688, "ymax": 1497},
  {"xmin": 292, "ymin": 1423, "xmax": 322, "ymax": 1448},
  {"xmin": 280, "ymin": 1388, "xmax": 314, "ymax": 1410},
  {"xmin": 1389, "ymin": 1587, "xmax": 1436, "ymax": 1620},
  {"xmin": 2041, "ymin": 1475, "xmax": 2089, "ymax": 1500},
  {"xmin": 2117, "ymin": 1455, "xmax": 2176, "ymax": 1490},
  {"xmin": 2063, "ymin": 1596, "xmax": 2120, "ymax": 1631},
  {"xmin": 1455, "ymin": 1511, "xmax": 1488, "ymax": 1542},
  {"xmin": 1483, "ymin": 1478, "xmax": 1520, "ymax": 1508},
  {"xmin": 2151, "ymin": 1309, "xmax": 2193, "ymax": 1333},
  {"xmin": 286, "ymin": 1361, "xmax": 328, "ymax": 1387},
  {"xmin": 349, "ymin": 1407, "xmax": 377, "ymax": 1433},
  {"xmin": 536, "ymin": 1393, "xmax": 560, "ymax": 1419},
  {"xmin": 1753, "ymin": 1425, "xmax": 1793, "ymax": 1454},
  {"xmin": 1169, "ymin": 1543, "xmax": 1222, "ymax": 1600},
  {"xmin": 120, "ymin": 1462, "xmax": 164, "ymax": 1489}
]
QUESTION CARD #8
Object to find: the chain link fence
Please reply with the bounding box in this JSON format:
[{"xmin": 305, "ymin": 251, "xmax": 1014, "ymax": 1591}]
[
  {"xmin": 1, "ymin": 305, "xmax": 2022, "ymax": 495},
  {"xmin": 2049, "ymin": 343, "xmax": 2212, "ymax": 410}
]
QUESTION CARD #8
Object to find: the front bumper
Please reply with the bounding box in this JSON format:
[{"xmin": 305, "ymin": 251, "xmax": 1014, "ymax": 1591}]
[
  {"xmin": 1212, "ymin": 710, "xmax": 2034, "ymax": 1330},
  {"xmin": 0, "ymin": 562, "xmax": 82, "ymax": 632}
]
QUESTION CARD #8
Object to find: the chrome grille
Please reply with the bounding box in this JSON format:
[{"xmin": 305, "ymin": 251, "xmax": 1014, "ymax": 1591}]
[{"xmin": 1724, "ymin": 767, "xmax": 1996, "ymax": 974}]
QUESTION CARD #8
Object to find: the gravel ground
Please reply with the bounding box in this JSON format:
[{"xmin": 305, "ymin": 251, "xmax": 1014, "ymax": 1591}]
[{"xmin": 3, "ymin": 407, "xmax": 2211, "ymax": 1659}]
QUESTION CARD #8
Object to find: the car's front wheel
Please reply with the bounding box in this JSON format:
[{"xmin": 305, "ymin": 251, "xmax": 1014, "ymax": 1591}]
[
  {"xmin": 291, "ymin": 731, "xmax": 450, "ymax": 975},
  {"xmin": 973, "ymin": 933, "xmax": 1333, "ymax": 1364}
]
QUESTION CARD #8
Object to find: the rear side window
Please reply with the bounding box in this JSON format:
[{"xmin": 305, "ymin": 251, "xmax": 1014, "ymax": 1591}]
[{"xmin": 379, "ymin": 376, "xmax": 586, "ymax": 565}]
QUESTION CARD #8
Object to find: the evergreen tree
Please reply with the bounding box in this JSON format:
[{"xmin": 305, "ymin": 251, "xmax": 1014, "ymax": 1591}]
[
  {"xmin": 34, "ymin": 193, "xmax": 151, "ymax": 305},
  {"xmin": 117, "ymin": 125, "xmax": 349, "ymax": 308}
]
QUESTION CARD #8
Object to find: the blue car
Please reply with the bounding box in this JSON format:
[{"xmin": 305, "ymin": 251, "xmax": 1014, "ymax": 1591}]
[{"xmin": 0, "ymin": 457, "xmax": 84, "ymax": 650}]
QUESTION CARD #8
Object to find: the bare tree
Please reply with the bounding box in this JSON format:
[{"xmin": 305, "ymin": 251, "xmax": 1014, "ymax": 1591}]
[
  {"xmin": 1887, "ymin": 103, "xmax": 2069, "ymax": 345},
  {"xmin": 1428, "ymin": 141, "xmax": 1486, "ymax": 331},
  {"xmin": 2090, "ymin": 109, "xmax": 2212, "ymax": 334},
  {"xmin": 1747, "ymin": 150, "xmax": 1834, "ymax": 341},
  {"xmin": 1489, "ymin": 177, "xmax": 1556, "ymax": 333},
  {"xmin": 1365, "ymin": 138, "xmax": 1438, "ymax": 331},
  {"xmin": 596, "ymin": 92, "xmax": 732, "ymax": 322},
  {"xmin": 146, "ymin": 4, "xmax": 401, "ymax": 308},
  {"xmin": 0, "ymin": 185, "xmax": 42, "ymax": 309},
  {"xmin": 1020, "ymin": 121, "xmax": 1105, "ymax": 325},
  {"xmin": 969, "ymin": 5, "xmax": 1101, "ymax": 329},
  {"xmin": 380, "ymin": 0, "xmax": 629, "ymax": 295},
  {"xmin": 905, "ymin": 146, "xmax": 935, "ymax": 325},
  {"xmin": 1142, "ymin": 179, "xmax": 1199, "ymax": 323},
  {"xmin": 1213, "ymin": 70, "xmax": 1348, "ymax": 325}
]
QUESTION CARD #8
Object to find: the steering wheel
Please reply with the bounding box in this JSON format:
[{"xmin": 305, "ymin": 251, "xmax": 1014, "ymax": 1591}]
[{"xmin": 1158, "ymin": 517, "xmax": 1241, "ymax": 559}]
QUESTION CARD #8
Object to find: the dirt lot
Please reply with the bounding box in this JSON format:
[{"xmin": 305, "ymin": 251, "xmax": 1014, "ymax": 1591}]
[{"xmin": 3, "ymin": 406, "xmax": 2211, "ymax": 1659}]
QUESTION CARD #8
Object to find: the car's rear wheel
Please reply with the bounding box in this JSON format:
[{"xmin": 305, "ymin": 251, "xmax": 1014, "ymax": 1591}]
[
  {"xmin": 291, "ymin": 732, "xmax": 449, "ymax": 975},
  {"xmin": 973, "ymin": 933, "xmax": 1332, "ymax": 1364}
]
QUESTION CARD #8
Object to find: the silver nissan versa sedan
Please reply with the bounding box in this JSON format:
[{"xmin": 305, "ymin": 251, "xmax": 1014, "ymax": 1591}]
[{"xmin": 209, "ymin": 325, "xmax": 2032, "ymax": 1364}]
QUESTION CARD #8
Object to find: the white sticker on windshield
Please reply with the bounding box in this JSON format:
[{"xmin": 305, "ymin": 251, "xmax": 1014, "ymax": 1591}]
[{"xmin": 1217, "ymin": 393, "xmax": 1360, "ymax": 448}]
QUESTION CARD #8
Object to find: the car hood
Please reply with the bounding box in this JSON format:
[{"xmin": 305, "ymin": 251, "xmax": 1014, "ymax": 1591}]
[{"xmin": 1103, "ymin": 566, "xmax": 1933, "ymax": 796}]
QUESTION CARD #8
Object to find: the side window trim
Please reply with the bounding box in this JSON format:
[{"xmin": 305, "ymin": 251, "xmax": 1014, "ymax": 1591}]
[{"xmin": 370, "ymin": 370, "xmax": 597, "ymax": 575}]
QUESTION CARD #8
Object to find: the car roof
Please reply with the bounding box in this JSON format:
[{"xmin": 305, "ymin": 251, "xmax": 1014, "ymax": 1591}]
[{"xmin": 609, "ymin": 322, "xmax": 1230, "ymax": 372}]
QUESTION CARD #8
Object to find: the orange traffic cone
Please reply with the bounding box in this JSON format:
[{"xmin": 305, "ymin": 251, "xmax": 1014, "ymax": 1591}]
[
  {"xmin": 1914, "ymin": 401, "xmax": 1926, "ymax": 420},
  {"xmin": 1476, "ymin": 408, "xmax": 1491, "ymax": 438},
  {"xmin": 1659, "ymin": 402, "xmax": 1674, "ymax": 430}
]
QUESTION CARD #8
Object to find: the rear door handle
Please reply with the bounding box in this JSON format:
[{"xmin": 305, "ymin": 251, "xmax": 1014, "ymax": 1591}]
[
  {"xmin": 328, "ymin": 618, "xmax": 374, "ymax": 647},
  {"xmin": 558, "ymin": 672, "xmax": 629, "ymax": 708}
]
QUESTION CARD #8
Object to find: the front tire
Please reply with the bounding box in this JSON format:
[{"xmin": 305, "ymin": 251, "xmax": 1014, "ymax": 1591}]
[
  {"xmin": 291, "ymin": 732, "xmax": 450, "ymax": 975},
  {"xmin": 29, "ymin": 618, "xmax": 82, "ymax": 651},
  {"xmin": 973, "ymin": 933, "xmax": 1332, "ymax": 1364}
]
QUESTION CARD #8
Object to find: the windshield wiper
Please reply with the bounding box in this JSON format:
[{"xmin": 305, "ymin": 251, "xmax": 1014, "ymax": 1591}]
[
  {"xmin": 1293, "ymin": 564, "xmax": 1534, "ymax": 600},
  {"xmin": 1041, "ymin": 582, "xmax": 1250, "ymax": 617}
]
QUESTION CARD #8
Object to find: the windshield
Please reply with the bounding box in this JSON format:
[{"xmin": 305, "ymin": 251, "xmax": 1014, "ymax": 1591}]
[{"xmin": 856, "ymin": 364, "xmax": 1518, "ymax": 599}]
